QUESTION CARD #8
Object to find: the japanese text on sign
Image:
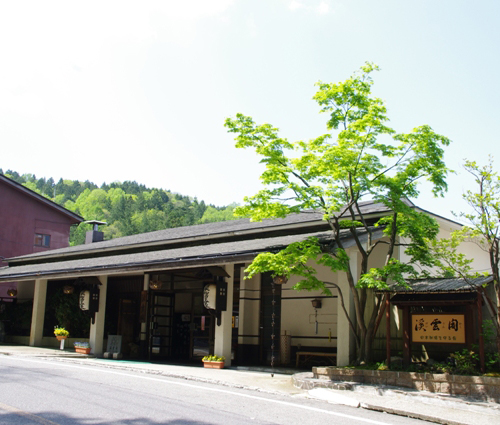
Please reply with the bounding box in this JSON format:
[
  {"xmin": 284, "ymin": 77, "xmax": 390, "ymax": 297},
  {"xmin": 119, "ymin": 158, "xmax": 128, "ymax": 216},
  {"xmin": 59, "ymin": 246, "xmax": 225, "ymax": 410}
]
[{"xmin": 411, "ymin": 314, "xmax": 465, "ymax": 344}]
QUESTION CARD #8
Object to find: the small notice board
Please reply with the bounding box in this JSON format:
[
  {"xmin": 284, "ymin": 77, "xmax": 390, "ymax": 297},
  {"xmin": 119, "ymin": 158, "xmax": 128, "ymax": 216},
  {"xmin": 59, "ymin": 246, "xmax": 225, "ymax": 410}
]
[{"xmin": 106, "ymin": 335, "xmax": 122, "ymax": 353}]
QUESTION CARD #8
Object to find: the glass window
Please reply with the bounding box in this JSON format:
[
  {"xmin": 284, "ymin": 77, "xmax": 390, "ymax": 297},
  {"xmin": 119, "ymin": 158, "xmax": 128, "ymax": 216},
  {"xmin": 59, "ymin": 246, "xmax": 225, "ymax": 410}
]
[{"xmin": 34, "ymin": 233, "xmax": 51, "ymax": 247}]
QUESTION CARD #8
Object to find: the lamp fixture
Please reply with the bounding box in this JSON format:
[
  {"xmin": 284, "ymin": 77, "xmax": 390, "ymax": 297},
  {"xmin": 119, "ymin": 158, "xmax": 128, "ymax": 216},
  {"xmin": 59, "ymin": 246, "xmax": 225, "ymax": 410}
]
[
  {"xmin": 311, "ymin": 299, "xmax": 322, "ymax": 309},
  {"xmin": 272, "ymin": 275, "xmax": 288, "ymax": 285},
  {"xmin": 149, "ymin": 280, "xmax": 163, "ymax": 290},
  {"xmin": 7, "ymin": 288, "xmax": 17, "ymax": 297},
  {"xmin": 63, "ymin": 285, "xmax": 74, "ymax": 295}
]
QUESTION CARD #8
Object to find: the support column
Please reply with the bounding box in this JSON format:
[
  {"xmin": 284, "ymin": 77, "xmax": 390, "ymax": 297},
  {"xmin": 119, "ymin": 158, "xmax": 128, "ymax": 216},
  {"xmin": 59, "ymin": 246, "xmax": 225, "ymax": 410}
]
[
  {"xmin": 336, "ymin": 251, "xmax": 358, "ymax": 366},
  {"xmin": 140, "ymin": 274, "xmax": 149, "ymax": 358},
  {"xmin": 237, "ymin": 264, "xmax": 261, "ymax": 364},
  {"xmin": 402, "ymin": 305, "xmax": 411, "ymax": 367},
  {"xmin": 89, "ymin": 275, "xmax": 108, "ymax": 356},
  {"xmin": 386, "ymin": 296, "xmax": 391, "ymax": 367},
  {"xmin": 29, "ymin": 279, "xmax": 47, "ymax": 346},
  {"xmin": 214, "ymin": 263, "xmax": 234, "ymax": 366},
  {"xmin": 477, "ymin": 292, "xmax": 485, "ymax": 373}
]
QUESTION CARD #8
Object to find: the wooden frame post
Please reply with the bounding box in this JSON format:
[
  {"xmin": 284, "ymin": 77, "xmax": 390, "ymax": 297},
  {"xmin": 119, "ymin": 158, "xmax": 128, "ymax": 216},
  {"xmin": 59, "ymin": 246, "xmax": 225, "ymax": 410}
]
[
  {"xmin": 386, "ymin": 296, "xmax": 391, "ymax": 367},
  {"xmin": 477, "ymin": 292, "xmax": 485, "ymax": 373},
  {"xmin": 402, "ymin": 305, "xmax": 411, "ymax": 367}
]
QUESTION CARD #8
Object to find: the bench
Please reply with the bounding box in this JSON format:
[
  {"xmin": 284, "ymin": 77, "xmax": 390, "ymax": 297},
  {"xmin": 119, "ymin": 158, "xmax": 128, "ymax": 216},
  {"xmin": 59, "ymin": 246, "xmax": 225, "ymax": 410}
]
[{"xmin": 296, "ymin": 351, "xmax": 337, "ymax": 367}]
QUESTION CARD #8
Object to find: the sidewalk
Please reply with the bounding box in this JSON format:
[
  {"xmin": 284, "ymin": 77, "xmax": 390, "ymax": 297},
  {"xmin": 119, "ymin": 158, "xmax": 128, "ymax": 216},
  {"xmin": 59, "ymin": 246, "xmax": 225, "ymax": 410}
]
[{"xmin": 1, "ymin": 344, "xmax": 498, "ymax": 425}]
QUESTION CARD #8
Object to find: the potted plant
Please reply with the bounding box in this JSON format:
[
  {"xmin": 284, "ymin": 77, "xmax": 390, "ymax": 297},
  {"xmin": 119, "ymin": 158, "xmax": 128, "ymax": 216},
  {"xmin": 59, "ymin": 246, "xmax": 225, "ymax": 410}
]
[
  {"xmin": 73, "ymin": 342, "xmax": 91, "ymax": 354},
  {"xmin": 202, "ymin": 355, "xmax": 225, "ymax": 369},
  {"xmin": 54, "ymin": 326, "xmax": 69, "ymax": 341}
]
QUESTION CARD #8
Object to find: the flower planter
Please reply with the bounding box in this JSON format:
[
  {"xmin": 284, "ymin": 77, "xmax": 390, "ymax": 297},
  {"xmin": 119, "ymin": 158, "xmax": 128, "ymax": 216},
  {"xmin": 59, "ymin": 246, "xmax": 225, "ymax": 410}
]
[
  {"xmin": 75, "ymin": 347, "xmax": 91, "ymax": 354},
  {"xmin": 203, "ymin": 361, "xmax": 225, "ymax": 369},
  {"xmin": 56, "ymin": 336, "xmax": 67, "ymax": 341}
]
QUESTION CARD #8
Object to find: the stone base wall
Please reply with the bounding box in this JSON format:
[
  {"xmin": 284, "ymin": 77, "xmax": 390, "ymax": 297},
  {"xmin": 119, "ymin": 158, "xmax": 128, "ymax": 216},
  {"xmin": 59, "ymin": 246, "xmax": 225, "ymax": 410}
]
[{"xmin": 313, "ymin": 366, "xmax": 500, "ymax": 402}]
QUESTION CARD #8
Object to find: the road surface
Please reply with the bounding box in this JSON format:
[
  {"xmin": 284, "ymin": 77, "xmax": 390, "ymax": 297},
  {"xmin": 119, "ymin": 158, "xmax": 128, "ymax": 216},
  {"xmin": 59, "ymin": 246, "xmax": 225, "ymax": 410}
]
[{"xmin": 0, "ymin": 356, "xmax": 433, "ymax": 425}]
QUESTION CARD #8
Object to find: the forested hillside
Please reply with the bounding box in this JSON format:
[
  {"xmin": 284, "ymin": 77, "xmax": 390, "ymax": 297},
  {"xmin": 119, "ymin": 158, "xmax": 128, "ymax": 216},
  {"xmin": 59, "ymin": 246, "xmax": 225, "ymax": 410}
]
[{"xmin": 1, "ymin": 169, "xmax": 237, "ymax": 245}]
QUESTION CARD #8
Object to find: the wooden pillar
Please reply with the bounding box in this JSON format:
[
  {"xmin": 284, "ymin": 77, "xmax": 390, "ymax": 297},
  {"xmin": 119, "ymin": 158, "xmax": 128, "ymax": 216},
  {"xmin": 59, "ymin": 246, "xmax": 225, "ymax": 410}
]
[
  {"xmin": 402, "ymin": 305, "xmax": 411, "ymax": 367},
  {"xmin": 214, "ymin": 264, "xmax": 234, "ymax": 366},
  {"xmin": 386, "ymin": 296, "xmax": 391, "ymax": 367},
  {"xmin": 477, "ymin": 292, "xmax": 485, "ymax": 373},
  {"xmin": 89, "ymin": 276, "xmax": 108, "ymax": 356},
  {"xmin": 30, "ymin": 279, "xmax": 47, "ymax": 346},
  {"xmin": 140, "ymin": 274, "xmax": 149, "ymax": 358}
]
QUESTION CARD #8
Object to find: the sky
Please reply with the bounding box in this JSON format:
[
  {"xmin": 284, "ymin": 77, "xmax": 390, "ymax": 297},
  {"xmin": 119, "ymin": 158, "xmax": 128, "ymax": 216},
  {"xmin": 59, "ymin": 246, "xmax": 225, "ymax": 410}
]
[{"xmin": 1, "ymin": 0, "xmax": 499, "ymax": 222}]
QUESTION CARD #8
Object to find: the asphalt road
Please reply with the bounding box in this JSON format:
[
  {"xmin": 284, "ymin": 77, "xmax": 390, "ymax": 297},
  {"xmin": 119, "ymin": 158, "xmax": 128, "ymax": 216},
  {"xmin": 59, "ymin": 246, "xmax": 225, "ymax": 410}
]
[{"xmin": 0, "ymin": 356, "xmax": 434, "ymax": 425}]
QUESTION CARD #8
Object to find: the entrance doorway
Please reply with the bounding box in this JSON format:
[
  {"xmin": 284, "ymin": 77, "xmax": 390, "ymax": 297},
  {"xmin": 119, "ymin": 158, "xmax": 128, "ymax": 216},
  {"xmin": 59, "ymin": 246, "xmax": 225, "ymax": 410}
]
[
  {"xmin": 260, "ymin": 273, "xmax": 281, "ymax": 365},
  {"xmin": 148, "ymin": 292, "xmax": 174, "ymax": 360}
]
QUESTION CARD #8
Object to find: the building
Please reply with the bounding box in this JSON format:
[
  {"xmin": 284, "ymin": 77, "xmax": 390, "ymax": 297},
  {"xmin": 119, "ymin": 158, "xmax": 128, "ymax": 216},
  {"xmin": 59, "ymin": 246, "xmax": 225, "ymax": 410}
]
[
  {"xmin": 0, "ymin": 200, "xmax": 492, "ymax": 367},
  {"xmin": 0, "ymin": 174, "xmax": 83, "ymax": 298}
]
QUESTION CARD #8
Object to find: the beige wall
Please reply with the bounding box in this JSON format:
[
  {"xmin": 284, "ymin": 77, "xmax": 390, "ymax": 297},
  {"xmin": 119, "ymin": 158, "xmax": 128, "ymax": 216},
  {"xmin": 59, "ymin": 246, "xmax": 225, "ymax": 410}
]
[
  {"xmin": 399, "ymin": 216, "xmax": 491, "ymax": 275},
  {"xmin": 280, "ymin": 261, "xmax": 339, "ymax": 350},
  {"xmin": 238, "ymin": 267, "xmax": 260, "ymax": 347}
]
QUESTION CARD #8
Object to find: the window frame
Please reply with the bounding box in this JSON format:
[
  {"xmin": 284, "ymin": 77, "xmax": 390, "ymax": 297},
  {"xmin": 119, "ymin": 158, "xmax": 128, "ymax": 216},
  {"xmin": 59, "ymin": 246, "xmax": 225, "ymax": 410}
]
[{"xmin": 34, "ymin": 233, "xmax": 51, "ymax": 248}]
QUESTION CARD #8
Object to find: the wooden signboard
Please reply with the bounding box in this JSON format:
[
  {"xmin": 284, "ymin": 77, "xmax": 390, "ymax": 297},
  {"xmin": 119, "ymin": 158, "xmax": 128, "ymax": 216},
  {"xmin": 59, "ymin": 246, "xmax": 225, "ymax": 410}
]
[{"xmin": 412, "ymin": 314, "xmax": 465, "ymax": 344}]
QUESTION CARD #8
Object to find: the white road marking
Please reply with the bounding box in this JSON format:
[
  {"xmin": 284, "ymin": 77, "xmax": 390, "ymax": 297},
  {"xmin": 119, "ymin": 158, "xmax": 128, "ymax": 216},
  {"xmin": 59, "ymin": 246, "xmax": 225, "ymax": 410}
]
[{"xmin": 3, "ymin": 357, "xmax": 392, "ymax": 425}]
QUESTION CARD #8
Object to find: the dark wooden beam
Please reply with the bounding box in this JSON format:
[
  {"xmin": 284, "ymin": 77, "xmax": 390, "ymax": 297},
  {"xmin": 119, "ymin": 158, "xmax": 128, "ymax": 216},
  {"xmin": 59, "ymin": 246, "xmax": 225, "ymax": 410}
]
[
  {"xmin": 477, "ymin": 292, "xmax": 485, "ymax": 373},
  {"xmin": 386, "ymin": 296, "xmax": 391, "ymax": 367},
  {"xmin": 403, "ymin": 305, "xmax": 411, "ymax": 367}
]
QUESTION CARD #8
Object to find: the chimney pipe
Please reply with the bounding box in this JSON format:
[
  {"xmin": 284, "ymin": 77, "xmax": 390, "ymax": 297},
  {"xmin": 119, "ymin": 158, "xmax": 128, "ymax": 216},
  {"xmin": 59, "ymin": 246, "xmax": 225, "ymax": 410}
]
[{"xmin": 84, "ymin": 220, "xmax": 107, "ymax": 244}]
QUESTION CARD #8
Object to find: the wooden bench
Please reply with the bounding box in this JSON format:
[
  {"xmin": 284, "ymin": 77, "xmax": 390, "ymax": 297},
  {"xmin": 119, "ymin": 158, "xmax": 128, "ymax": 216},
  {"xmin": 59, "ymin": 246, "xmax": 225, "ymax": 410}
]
[{"xmin": 296, "ymin": 351, "xmax": 337, "ymax": 367}]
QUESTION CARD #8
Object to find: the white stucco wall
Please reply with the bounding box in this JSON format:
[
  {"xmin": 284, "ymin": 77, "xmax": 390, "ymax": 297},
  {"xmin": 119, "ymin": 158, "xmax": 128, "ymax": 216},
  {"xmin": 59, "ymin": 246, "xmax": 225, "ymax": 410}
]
[
  {"xmin": 238, "ymin": 269, "xmax": 261, "ymax": 347},
  {"xmin": 398, "ymin": 215, "xmax": 491, "ymax": 275},
  {"xmin": 280, "ymin": 261, "xmax": 339, "ymax": 351}
]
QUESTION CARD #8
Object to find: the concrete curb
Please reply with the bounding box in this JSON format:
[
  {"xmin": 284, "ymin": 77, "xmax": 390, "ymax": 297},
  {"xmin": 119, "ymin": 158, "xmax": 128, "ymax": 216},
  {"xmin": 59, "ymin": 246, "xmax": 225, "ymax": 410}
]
[
  {"xmin": 359, "ymin": 403, "xmax": 466, "ymax": 425},
  {"xmin": 293, "ymin": 371, "xmax": 500, "ymax": 425}
]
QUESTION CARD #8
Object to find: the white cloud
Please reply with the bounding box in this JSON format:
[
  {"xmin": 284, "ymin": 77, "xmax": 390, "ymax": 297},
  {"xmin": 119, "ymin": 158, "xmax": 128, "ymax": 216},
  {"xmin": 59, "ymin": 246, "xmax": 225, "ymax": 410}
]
[
  {"xmin": 247, "ymin": 16, "xmax": 258, "ymax": 38},
  {"xmin": 289, "ymin": 1, "xmax": 305, "ymax": 11},
  {"xmin": 288, "ymin": 1, "xmax": 331, "ymax": 14},
  {"xmin": 317, "ymin": 1, "xmax": 330, "ymax": 15}
]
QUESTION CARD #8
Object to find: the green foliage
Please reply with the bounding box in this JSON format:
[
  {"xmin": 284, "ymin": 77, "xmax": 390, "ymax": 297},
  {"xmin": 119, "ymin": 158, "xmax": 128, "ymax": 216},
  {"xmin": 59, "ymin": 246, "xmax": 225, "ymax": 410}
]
[
  {"xmin": 46, "ymin": 288, "xmax": 90, "ymax": 337},
  {"xmin": 449, "ymin": 349, "xmax": 479, "ymax": 375},
  {"xmin": 202, "ymin": 355, "xmax": 225, "ymax": 362},
  {"xmin": 245, "ymin": 238, "xmax": 351, "ymax": 296},
  {"xmin": 226, "ymin": 63, "xmax": 451, "ymax": 364},
  {"xmin": 2, "ymin": 170, "xmax": 235, "ymax": 244},
  {"xmin": 431, "ymin": 157, "xmax": 500, "ymax": 352},
  {"xmin": 357, "ymin": 259, "xmax": 418, "ymax": 290},
  {"xmin": 198, "ymin": 204, "xmax": 238, "ymax": 224}
]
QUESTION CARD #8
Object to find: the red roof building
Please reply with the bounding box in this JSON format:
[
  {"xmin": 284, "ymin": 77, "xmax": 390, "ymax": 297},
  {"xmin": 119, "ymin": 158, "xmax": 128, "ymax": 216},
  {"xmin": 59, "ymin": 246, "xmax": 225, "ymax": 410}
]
[{"xmin": 0, "ymin": 174, "xmax": 83, "ymax": 297}]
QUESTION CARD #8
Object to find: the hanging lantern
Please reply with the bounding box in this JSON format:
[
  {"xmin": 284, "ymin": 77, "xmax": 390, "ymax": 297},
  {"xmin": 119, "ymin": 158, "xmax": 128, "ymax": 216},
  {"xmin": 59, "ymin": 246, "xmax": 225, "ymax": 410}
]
[
  {"xmin": 272, "ymin": 275, "xmax": 288, "ymax": 285},
  {"xmin": 6, "ymin": 288, "xmax": 17, "ymax": 297},
  {"xmin": 149, "ymin": 280, "xmax": 163, "ymax": 290},
  {"xmin": 311, "ymin": 299, "xmax": 322, "ymax": 309},
  {"xmin": 63, "ymin": 285, "xmax": 74, "ymax": 295},
  {"xmin": 203, "ymin": 283, "xmax": 217, "ymax": 310}
]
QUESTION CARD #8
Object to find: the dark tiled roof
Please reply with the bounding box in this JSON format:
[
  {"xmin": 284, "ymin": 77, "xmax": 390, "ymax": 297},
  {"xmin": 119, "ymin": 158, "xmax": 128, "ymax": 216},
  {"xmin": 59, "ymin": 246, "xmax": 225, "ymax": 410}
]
[
  {"xmin": 0, "ymin": 230, "xmax": 337, "ymax": 281},
  {"xmin": 9, "ymin": 211, "xmax": 326, "ymax": 262},
  {"xmin": 386, "ymin": 276, "xmax": 493, "ymax": 293},
  {"xmin": 10, "ymin": 199, "xmax": 403, "ymax": 263}
]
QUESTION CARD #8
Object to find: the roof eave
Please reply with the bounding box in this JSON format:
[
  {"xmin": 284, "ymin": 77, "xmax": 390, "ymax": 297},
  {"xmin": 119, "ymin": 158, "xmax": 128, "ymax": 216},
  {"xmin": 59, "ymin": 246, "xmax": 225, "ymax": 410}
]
[{"xmin": 0, "ymin": 174, "xmax": 84, "ymax": 223}]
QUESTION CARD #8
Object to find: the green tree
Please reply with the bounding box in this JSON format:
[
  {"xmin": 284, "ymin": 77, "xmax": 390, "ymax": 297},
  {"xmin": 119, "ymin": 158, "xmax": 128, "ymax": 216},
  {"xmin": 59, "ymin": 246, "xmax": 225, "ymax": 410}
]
[
  {"xmin": 432, "ymin": 158, "xmax": 500, "ymax": 356},
  {"xmin": 225, "ymin": 63, "xmax": 451, "ymax": 364},
  {"xmin": 198, "ymin": 204, "xmax": 238, "ymax": 224},
  {"xmin": 131, "ymin": 209, "xmax": 168, "ymax": 233}
]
